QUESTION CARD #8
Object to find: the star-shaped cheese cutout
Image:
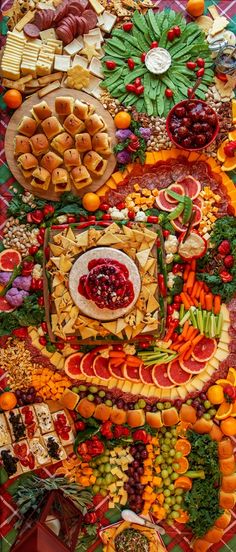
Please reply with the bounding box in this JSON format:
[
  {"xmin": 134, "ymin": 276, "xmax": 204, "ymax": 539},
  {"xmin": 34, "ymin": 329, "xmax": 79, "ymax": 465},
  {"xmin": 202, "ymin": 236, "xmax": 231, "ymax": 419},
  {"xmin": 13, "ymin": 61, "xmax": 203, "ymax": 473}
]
[{"xmin": 80, "ymin": 41, "xmax": 100, "ymax": 61}]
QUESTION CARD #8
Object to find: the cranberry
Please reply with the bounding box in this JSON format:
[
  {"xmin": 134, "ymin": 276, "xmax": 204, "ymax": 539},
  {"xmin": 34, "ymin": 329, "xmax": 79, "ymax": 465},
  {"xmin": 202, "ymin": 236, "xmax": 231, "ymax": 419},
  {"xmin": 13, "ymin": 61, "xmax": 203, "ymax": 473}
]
[
  {"xmin": 195, "ymin": 134, "xmax": 206, "ymax": 146},
  {"xmin": 177, "ymin": 126, "xmax": 189, "ymax": 138},
  {"xmin": 174, "ymin": 106, "xmax": 186, "ymax": 118}
]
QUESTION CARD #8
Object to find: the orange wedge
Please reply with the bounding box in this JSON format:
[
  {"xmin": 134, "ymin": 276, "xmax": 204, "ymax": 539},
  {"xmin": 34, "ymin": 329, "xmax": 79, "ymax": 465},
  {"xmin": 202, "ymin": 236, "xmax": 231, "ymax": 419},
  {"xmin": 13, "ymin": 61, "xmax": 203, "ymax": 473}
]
[
  {"xmin": 227, "ymin": 367, "xmax": 236, "ymax": 385},
  {"xmin": 174, "ymin": 456, "xmax": 189, "ymax": 474},
  {"xmin": 175, "ymin": 438, "xmax": 191, "ymax": 456},
  {"xmin": 175, "ymin": 510, "xmax": 189, "ymax": 524},
  {"xmin": 230, "ymin": 401, "xmax": 236, "ymax": 417},
  {"xmin": 222, "ymin": 157, "xmax": 236, "ymax": 171},
  {"xmin": 217, "ymin": 139, "xmax": 228, "ymax": 162},
  {"xmin": 228, "ymin": 129, "xmax": 236, "ymax": 141},
  {"xmin": 216, "ymin": 378, "xmax": 230, "ymax": 387},
  {"xmin": 215, "ymin": 401, "xmax": 233, "ymax": 420}
]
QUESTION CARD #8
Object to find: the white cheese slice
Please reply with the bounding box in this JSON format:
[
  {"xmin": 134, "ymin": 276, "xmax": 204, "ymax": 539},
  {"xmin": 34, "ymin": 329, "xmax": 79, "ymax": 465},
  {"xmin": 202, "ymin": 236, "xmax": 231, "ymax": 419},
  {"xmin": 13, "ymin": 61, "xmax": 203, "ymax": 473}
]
[
  {"xmin": 54, "ymin": 55, "xmax": 71, "ymax": 72},
  {"xmin": 40, "ymin": 28, "xmax": 57, "ymax": 42},
  {"xmin": 88, "ymin": 56, "xmax": 103, "ymax": 78},
  {"xmin": 83, "ymin": 34, "xmax": 101, "ymax": 49},
  {"xmin": 99, "ymin": 11, "xmax": 117, "ymax": 33},
  {"xmin": 64, "ymin": 38, "xmax": 83, "ymax": 55},
  {"xmin": 72, "ymin": 54, "xmax": 88, "ymax": 69},
  {"xmin": 83, "ymin": 75, "xmax": 102, "ymax": 96},
  {"xmin": 86, "ymin": 0, "xmax": 104, "ymax": 14}
]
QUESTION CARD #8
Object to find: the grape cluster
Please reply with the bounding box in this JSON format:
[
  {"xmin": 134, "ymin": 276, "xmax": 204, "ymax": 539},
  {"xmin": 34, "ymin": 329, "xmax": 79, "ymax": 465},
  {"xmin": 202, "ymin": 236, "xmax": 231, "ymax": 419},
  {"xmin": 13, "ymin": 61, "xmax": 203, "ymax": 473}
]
[
  {"xmin": 90, "ymin": 450, "xmax": 115, "ymax": 497},
  {"xmin": 1, "ymin": 449, "xmax": 18, "ymax": 476},
  {"xmin": 15, "ymin": 387, "xmax": 43, "ymax": 406},
  {"xmin": 155, "ymin": 426, "xmax": 184, "ymax": 523},
  {"xmin": 186, "ymin": 395, "xmax": 216, "ymax": 419},
  {"xmin": 125, "ymin": 443, "xmax": 148, "ymax": 514}
]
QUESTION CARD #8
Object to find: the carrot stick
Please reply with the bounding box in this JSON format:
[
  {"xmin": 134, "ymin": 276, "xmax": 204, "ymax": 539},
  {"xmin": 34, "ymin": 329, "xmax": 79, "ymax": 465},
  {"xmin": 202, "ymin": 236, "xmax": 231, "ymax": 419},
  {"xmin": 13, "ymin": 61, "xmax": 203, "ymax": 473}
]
[
  {"xmin": 183, "ymin": 264, "xmax": 191, "ymax": 281},
  {"xmin": 199, "ymin": 289, "xmax": 205, "ymax": 309},
  {"xmin": 185, "ymin": 326, "xmax": 198, "ymax": 341},
  {"xmin": 192, "ymin": 333, "xmax": 205, "ymax": 347},
  {"xmin": 185, "ymin": 292, "xmax": 194, "ymax": 306},
  {"xmin": 183, "ymin": 346, "xmax": 194, "ymax": 361},
  {"xmin": 191, "ymin": 281, "xmax": 199, "ymax": 298},
  {"xmin": 186, "ymin": 271, "xmax": 195, "ymax": 290},
  {"xmin": 214, "ymin": 295, "xmax": 221, "ymax": 315},
  {"xmin": 205, "ymin": 293, "xmax": 213, "ymax": 311},
  {"xmin": 178, "ymin": 341, "xmax": 191, "ymax": 354},
  {"xmin": 191, "ymin": 259, "xmax": 196, "ymax": 271},
  {"xmin": 180, "ymin": 292, "xmax": 191, "ymax": 310},
  {"xmin": 195, "ymin": 281, "xmax": 204, "ymax": 299},
  {"xmin": 182, "ymin": 321, "xmax": 190, "ymax": 339},
  {"xmin": 193, "ymin": 298, "xmax": 199, "ymax": 308},
  {"xmin": 109, "ymin": 351, "xmax": 126, "ymax": 358}
]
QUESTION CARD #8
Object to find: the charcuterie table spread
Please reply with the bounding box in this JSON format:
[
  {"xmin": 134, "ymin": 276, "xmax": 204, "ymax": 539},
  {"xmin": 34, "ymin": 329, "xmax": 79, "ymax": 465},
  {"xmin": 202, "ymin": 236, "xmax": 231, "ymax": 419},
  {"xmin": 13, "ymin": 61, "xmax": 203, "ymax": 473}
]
[{"xmin": 0, "ymin": 0, "xmax": 236, "ymax": 551}]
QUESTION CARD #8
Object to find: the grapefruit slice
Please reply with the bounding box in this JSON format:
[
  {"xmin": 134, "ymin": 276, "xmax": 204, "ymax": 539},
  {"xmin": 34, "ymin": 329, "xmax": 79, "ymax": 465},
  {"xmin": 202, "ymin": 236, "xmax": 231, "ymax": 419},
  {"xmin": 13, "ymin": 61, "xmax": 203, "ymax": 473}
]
[
  {"xmin": 109, "ymin": 361, "xmax": 125, "ymax": 380},
  {"xmin": 192, "ymin": 337, "xmax": 217, "ymax": 362},
  {"xmin": 156, "ymin": 190, "xmax": 178, "ymax": 212},
  {"xmin": 168, "ymin": 360, "xmax": 192, "ymax": 384},
  {"xmin": 93, "ymin": 355, "xmax": 111, "ymax": 380},
  {"xmin": 176, "ymin": 176, "xmax": 201, "ymax": 199},
  {"xmin": 165, "ymin": 184, "xmax": 185, "ymax": 203},
  {"xmin": 0, "ymin": 249, "xmax": 21, "ymax": 271},
  {"xmin": 192, "ymin": 205, "xmax": 202, "ymax": 226},
  {"xmin": 64, "ymin": 352, "xmax": 84, "ymax": 379},
  {"xmin": 152, "ymin": 364, "xmax": 175, "ymax": 388},
  {"xmin": 172, "ymin": 205, "xmax": 202, "ymax": 232},
  {"xmin": 123, "ymin": 364, "xmax": 141, "ymax": 382},
  {"xmin": 140, "ymin": 364, "xmax": 154, "ymax": 384},
  {"xmin": 180, "ymin": 357, "xmax": 206, "ymax": 374},
  {"xmin": 0, "ymin": 297, "xmax": 15, "ymax": 312},
  {"xmin": 80, "ymin": 350, "xmax": 100, "ymax": 377}
]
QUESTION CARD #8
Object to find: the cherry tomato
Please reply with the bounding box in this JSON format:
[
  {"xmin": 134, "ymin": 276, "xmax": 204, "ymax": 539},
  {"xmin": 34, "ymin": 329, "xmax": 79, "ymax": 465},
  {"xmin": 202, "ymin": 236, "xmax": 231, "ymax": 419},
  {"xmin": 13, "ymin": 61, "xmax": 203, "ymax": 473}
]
[
  {"xmin": 165, "ymin": 88, "xmax": 173, "ymax": 98},
  {"xmin": 123, "ymin": 22, "xmax": 133, "ymax": 31},
  {"xmin": 39, "ymin": 336, "xmax": 47, "ymax": 346},
  {"xmin": 102, "ymin": 213, "xmax": 111, "ymax": 220},
  {"xmin": 43, "ymin": 205, "xmax": 55, "ymax": 217},
  {"xmin": 127, "ymin": 58, "xmax": 135, "ymax": 70},
  {"xmin": 41, "ymin": 322, "xmax": 48, "ymax": 333},
  {"xmin": 140, "ymin": 52, "xmax": 146, "ymax": 62},
  {"xmin": 151, "ymin": 41, "xmax": 158, "ymax": 48},
  {"xmin": 67, "ymin": 215, "xmax": 76, "ymax": 223},
  {"xmin": 196, "ymin": 68, "xmax": 205, "ymax": 78},
  {"xmin": 105, "ymin": 60, "xmax": 116, "ymax": 70},
  {"xmin": 167, "ymin": 29, "xmax": 175, "ymax": 41},
  {"xmin": 99, "ymin": 203, "xmax": 109, "ymax": 211},
  {"xmin": 147, "ymin": 215, "xmax": 158, "ymax": 223},
  {"xmin": 196, "ymin": 58, "xmax": 205, "ymax": 67},
  {"xmin": 128, "ymin": 210, "xmax": 135, "ymax": 220},
  {"xmin": 75, "ymin": 421, "xmax": 86, "ymax": 431},
  {"xmin": 163, "ymin": 229, "xmax": 170, "ymax": 238},
  {"xmin": 38, "ymin": 296, "xmax": 44, "ymax": 306},
  {"xmin": 28, "ymin": 245, "xmax": 39, "ymax": 255}
]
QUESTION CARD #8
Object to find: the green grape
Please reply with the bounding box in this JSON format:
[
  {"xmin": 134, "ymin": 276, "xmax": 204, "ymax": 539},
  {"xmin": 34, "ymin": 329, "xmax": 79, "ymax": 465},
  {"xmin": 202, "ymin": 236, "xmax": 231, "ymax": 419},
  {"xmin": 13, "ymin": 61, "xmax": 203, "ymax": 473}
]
[
  {"xmin": 175, "ymin": 452, "xmax": 182, "ymax": 459},
  {"xmin": 87, "ymin": 394, "xmax": 95, "ymax": 402},
  {"xmin": 162, "ymin": 452, "xmax": 169, "ymax": 459},
  {"xmin": 138, "ymin": 399, "xmax": 146, "ymax": 408},
  {"xmin": 164, "ymin": 402, "xmax": 171, "ymax": 408},
  {"xmin": 173, "ymin": 504, "xmax": 181, "ymax": 511},
  {"xmin": 171, "ymin": 438, "xmax": 177, "ymax": 446},
  {"xmin": 78, "ymin": 385, "xmax": 87, "ymax": 391},
  {"xmin": 169, "ymin": 484, "xmax": 175, "ymax": 492},
  {"xmin": 96, "ymin": 457, "xmax": 102, "ymax": 465},
  {"xmin": 161, "ymin": 469, "xmax": 169, "ymax": 479},
  {"xmin": 71, "ymin": 386, "xmax": 79, "ymax": 393},
  {"xmin": 163, "ymin": 489, "xmax": 171, "ymax": 497},
  {"xmin": 155, "ymin": 455, "xmax": 163, "ymax": 464},
  {"xmin": 99, "ymin": 465, "xmax": 105, "ymax": 473},
  {"xmin": 204, "ymin": 400, "xmax": 211, "ymax": 410},
  {"xmin": 165, "ymin": 497, "xmax": 172, "ymax": 504},
  {"xmin": 167, "ymin": 458, "xmax": 173, "ymax": 465},
  {"xmin": 208, "ymin": 408, "xmax": 216, "ymax": 417},
  {"xmin": 165, "ymin": 432, "xmax": 172, "ymax": 439},
  {"xmin": 100, "ymin": 489, "xmax": 107, "ymax": 497},
  {"xmin": 203, "ymin": 412, "xmax": 211, "ymax": 420},
  {"xmin": 167, "ymin": 466, "xmax": 172, "ymax": 475},
  {"xmin": 102, "ymin": 456, "xmax": 110, "ymax": 463},
  {"xmin": 171, "ymin": 428, "xmax": 177, "ymax": 436},
  {"xmin": 92, "ymin": 485, "xmax": 100, "ymax": 494},
  {"xmin": 105, "ymin": 400, "xmax": 113, "ymax": 406},
  {"xmin": 186, "ymin": 399, "xmax": 192, "ymax": 405},
  {"xmin": 164, "ymin": 504, "xmax": 170, "ymax": 512},
  {"xmin": 175, "ymin": 488, "xmax": 184, "ymax": 495},
  {"xmin": 163, "ymin": 477, "xmax": 171, "ymax": 486},
  {"xmin": 169, "ymin": 449, "xmax": 175, "ymax": 457},
  {"xmin": 173, "ymin": 463, "xmax": 179, "ymax": 471},
  {"xmin": 96, "ymin": 477, "xmax": 103, "ymax": 486},
  {"xmin": 170, "ymin": 473, "xmax": 178, "ymax": 481},
  {"xmin": 175, "ymin": 495, "xmax": 183, "ymax": 504},
  {"xmin": 104, "ymin": 464, "xmax": 111, "ymax": 473},
  {"xmin": 171, "ymin": 511, "xmax": 179, "ymax": 519},
  {"xmin": 98, "ymin": 390, "xmax": 106, "ymax": 398},
  {"xmin": 160, "ymin": 427, "xmax": 166, "ymax": 433},
  {"xmin": 157, "ymin": 402, "xmax": 164, "ymax": 411},
  {"xmin": 93, "ymin": 469, "xmax": 100, "ymax": 477},
  {"xmin": 162, "ymin": 444, "xmax": 170, "ymax": 452},
  {"xmin": 89, "ymin": 386, "xmax": 98, "ymax": 393}
]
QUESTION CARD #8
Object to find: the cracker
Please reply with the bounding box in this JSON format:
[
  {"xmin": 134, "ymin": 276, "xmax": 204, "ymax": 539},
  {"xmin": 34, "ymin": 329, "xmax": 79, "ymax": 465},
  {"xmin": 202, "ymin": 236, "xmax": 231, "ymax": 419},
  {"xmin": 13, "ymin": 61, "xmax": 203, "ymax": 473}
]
[
  {"xmin": 195, "ymin": 15, "xmax": 213, "ymax": 33},
  {"xmin": 38, "ymin": 80, "xmax": 61, "ymax": 97},
  {"xmin": 208, "ymin": 5, "xmax": 219, "ymax": 19},
  {"xmin": 211, "ymin": 16, "xmax": 228, "ymax": 36},
  {"xmin": 15, "ymin": 10, "xmax": 35, "ymax": 31}
]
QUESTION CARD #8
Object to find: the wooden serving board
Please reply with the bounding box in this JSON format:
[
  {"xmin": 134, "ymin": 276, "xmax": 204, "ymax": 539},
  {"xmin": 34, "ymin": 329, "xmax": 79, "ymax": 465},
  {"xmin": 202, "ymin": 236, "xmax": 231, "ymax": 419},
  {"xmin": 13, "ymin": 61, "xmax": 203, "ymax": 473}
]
[{"xmin": 5, "ymin": 87, "xmax": 117, "ymax": 201}]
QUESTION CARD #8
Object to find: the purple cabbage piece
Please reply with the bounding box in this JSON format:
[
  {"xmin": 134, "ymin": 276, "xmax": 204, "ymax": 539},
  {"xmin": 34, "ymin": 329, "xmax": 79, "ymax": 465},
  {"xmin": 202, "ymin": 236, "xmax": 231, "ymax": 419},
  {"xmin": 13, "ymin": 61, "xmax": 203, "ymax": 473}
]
[
  {"xmin": 5, "ymin": 288, "xmax": 29, "ymax": 308},
  {"xmin": 115, "ymin": 129, "xmax": 132, "ymax": 141},
  {"xmin": 13, "ymin": 276, "xmax": 32, "ymax": 291},
  {"xmin": 139, "ymin": 127, "xmax": 151, "ymax": 140},
  {"xmin": 0, "ymin": 272, "xmax": 12, "ymax": 284},
  {"xmin": 116, "ymin": 150, "xmax": 132, "ymax": 164}
]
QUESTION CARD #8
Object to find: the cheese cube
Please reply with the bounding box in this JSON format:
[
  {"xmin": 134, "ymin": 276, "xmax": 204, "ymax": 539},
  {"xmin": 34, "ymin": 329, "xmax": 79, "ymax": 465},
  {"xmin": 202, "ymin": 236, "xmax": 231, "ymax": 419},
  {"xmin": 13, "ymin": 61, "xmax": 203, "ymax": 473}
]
[{"xmin": 54, "ymin": 55, "xmax": 71, "ymax": 72}]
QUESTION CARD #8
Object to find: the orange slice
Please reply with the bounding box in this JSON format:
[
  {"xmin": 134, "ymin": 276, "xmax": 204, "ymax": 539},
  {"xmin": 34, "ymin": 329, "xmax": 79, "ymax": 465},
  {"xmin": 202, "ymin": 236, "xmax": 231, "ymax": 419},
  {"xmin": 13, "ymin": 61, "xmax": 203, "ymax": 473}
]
[
  {"xmin": 215, "ymin": 402, "xmax": 233, "ymax": 420},
  {"xmin": 175, "ymin": 510, "xmax": 189, "ymax": 524},
  {"xmin": 230, "ymin": 401, "xmax": 236, "ymax": 417},
  {"xmin": 174, "ymin": 456, "xmax": 189, "ymax": 474},
  {"xmin": 216, "ymin": 378, "xmax": 230, "ymax": 387},
  {"xmin": 228, "ymin": 129, "xmax": 236, "ymax": 141},
  {"xmin": 175, "ymin": 438, "xmax": 191, "ymax": 456},
  {"xmin": 217, "ymin": 139, "xmax": 228, "ymax": 163},
  {"xmin": 222, "ymin": 157, "xmax": 236, "ymax": 171},
  {"xmin": 227, "ymin": 367, "xmax": 236, "ymax": 386}
]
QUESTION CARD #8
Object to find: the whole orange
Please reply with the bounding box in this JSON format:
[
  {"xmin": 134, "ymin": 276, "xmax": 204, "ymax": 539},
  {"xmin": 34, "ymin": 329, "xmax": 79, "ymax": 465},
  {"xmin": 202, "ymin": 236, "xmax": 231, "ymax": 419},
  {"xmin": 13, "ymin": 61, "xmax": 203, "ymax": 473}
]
[
  {"xmin": 82, "ymin": 192, "xmax": 100, "ymax": 212},
  {"xmin": 186, "ymin": 0, "xmax": 204, "ymax": 17},
  {"xmin": 221, "ymin": 417, "xmax": 236, "ymax": 437},
  {"xmin": 0, "ymin": 391, "xmax": 17, "ymax": 411},
  {"xmin": 207, "ymin": 384, "xmax": 224, "ymax": 405},
  {"xmin": 3, "ymin": 89, "xmax": 23, "ymax": 109},
  {"xmin": 114, "ymin": 111, "xmax": 131, "ymax": 129}
]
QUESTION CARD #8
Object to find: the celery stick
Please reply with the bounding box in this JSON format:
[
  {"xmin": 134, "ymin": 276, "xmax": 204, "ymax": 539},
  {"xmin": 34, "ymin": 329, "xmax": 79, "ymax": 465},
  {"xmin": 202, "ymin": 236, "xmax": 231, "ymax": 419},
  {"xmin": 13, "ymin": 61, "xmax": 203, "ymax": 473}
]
[
  {"xmin": 179, "ymin": 310, "xmax": 190, "ymax": 326},
  {"xmin": 179, "ymin": 304, "xmax": 185, "ymax": 321}
]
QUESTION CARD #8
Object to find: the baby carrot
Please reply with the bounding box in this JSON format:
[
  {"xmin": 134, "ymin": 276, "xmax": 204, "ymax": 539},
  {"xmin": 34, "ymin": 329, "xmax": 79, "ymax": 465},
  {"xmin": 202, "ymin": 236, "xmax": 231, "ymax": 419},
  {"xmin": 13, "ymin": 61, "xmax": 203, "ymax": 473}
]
[
  {"xmin": 205, "ymin": 293, "xmax": 213, "ymax": 311},
  {"xmin": 182, "ymin": 321, "xmax": 190, "ymax": 339},
  {"xmin": 178, "ymin": 341, "xmax": 191, "ymax": 354},
  {"xmin": 214, "ymin": 295, "xmax": 221, "ymax": 315},
  {"xmin": 192, "ymin": 333, "xmax": 204, "ymax": 347},
  {"xmin": 186, "ymin": 271, "xmax": 195, "ymax": 290},
  {"xmin": 180, "ymin": 292, "xmax": 191, "ymax": 310},
  {"xmin": 190, "ymin": 259, "xmax": 196, "ymax": 271},
  {"xmin": 183, "ymin": 264, "xmax": 191, "ymax": 281},
  {"xmin": 199, "ymin": 289, "xmax": 205, "ymax": 309},
  {"xmin": 191, "ymin": 281, "xmax": 199, "ymax": 298}
]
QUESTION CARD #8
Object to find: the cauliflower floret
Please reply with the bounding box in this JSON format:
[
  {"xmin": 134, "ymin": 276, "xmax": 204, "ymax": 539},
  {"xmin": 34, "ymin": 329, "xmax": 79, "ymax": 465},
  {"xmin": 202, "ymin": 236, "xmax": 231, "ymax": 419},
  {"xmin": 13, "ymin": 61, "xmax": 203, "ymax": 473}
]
[
  {"xmin": 167, "ymin": 272, "xmax": 175, "ymax": 289},
  {"xmin": 135, "ymin": 211, "xmax": 147, "ymax": 222},
  {"xmin": 32, "ymin": 264, "xmax": 43, "ymax": 279},
  {"xmin": 123, "ymin": 344, "xmax": 136, "ymax": 355},
  {"xmin": 166, "ymin": 253, "xmax": 174, "ymax": 264},
  {"xmin": 172, "ymin": 310, "xmax": 180, "ymax": 320},
  {"xmin": 13, "ymin": 276, "xmax": 32, "ymax": 291},
  {"xmin": 57, "ymin": 215, "xmax": 68, "ymax": 224},
  {"xmin": 164, "ymin": 234, "xmax": 178, "ymax": 254},
  {"xmin": 5, "ymin": 288, "xmax": 29, "ymax": 307}
]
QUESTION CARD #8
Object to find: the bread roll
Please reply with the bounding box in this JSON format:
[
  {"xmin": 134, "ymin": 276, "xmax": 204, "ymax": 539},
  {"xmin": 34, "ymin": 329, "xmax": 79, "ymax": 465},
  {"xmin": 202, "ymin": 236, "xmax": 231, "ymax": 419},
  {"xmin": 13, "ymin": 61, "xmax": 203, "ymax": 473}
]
[
  {"xmin": 162, "ymin": 407, "xmax": 179, "ymax": 427},
  {"xmin": 74, "ymin": 99, "xmax": 95, "ymax": 120},
  {"xmin": 85, "ymin": 114, "xmax": 106, "ymax": 136},
  {"xmin": 63, "ymin": 114, "xmax": 85, "ymax": 136},
  {"xmin": 55, "ymin": 96, "xmax": 74, "ymax": 116},
  {"xmin": 30, "ymin": 133, "xmax": 49, "ymax": 156},
  {"xmin": 41, "ymin": 116, "xmax": 63, "ymax": 140},
  {"xmin": 18, "ymin": 116, "xmax": 37, "ymax": 137},
  {"xmin": 70, "ymin": 165, "xmax": 92, "ymax": 190},
  {"xmin": 17, "ymin": 153, "xmax": 38, "ymax": 171},
  {"xmin": 146, "ymin": 411, "xmax": 163, "ymax": 428},
  {"xmin": 52, "ymin": 168, "xmax": 71, "ymax": 192},
  {"xmin": 83, "ymin": 150, "xmax": 107, "ymax": 176},
  {"xmin": 92, "ymin": 132, "xmax": 112, "ymax": 156},
  {"xmin": 31, "ymin": 100, "xmax": 52, "ymax": 121},
  {"xmin": 126, "ymin": 409, "xmax": 145, "ymax": 428},
  {"xmin": 14, "ymin": 135, "xmax": 31, "ymax": 156},
  {"xmin": 41, "ymin": 151, "xmax": 63, "ymax": 173},
  {"xmin": 31, "ymin": 166, "xmax": 51, "ymax": 190},
  {"xmin": 51, "ymin": 132, "xmax": 74, "ymax": 155},
  {"xmin": 64, "ymin": 148, "xmax": 81, "ymax": 170},
  {"xmin": 75, "ymin": 132, "xmax": 92, "ymax": 153}
]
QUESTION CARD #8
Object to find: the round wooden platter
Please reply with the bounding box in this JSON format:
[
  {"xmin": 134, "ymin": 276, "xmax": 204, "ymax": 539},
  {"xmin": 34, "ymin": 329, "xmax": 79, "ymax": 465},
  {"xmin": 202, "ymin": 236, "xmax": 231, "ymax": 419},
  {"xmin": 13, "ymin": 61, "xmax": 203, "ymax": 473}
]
[{"xmin": 5, "ymin": 87, "xmax": 117, "ymax": 201}]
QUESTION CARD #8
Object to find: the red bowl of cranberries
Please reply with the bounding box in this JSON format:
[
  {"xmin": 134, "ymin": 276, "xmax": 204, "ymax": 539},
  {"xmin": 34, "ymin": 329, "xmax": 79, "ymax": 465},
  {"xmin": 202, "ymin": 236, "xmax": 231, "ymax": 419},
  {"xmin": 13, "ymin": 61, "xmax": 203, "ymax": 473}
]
[{"xmin": 166, "ymin": 99, "xmax": 219, "ymax": 150}]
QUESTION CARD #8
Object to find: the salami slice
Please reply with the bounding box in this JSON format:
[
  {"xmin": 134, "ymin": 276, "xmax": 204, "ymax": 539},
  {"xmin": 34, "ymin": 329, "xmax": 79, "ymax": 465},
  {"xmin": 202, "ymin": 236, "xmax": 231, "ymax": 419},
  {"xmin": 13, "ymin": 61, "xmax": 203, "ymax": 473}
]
[
  {"xmin": 63, "ymin": 15, "xmax": 77, "ymax": 36},
  {"xmin": 71, "ymin": 0, "xmax": 88, "ymax": 8},
  {"xmin": 34, "ymin": 11, "xmax": 45, "ymax": 30},
  {"xmin": 76, "ymin": 17, "xmax": 85, "ymax": 35},
  {"xmin": 53, "ymin": 1, "xmax": 70, "ymax": 25},
  {"xmin": 79, "ymin": 16, "xmax": 90, "ymax": 34},
  {"xmin": 56, "ymin": 25, "xmax": 74, "ymax": 44},
  {"xmin": 23, "ymin": 23, "xmax": 40, "ymax": 38},
  {"xmin": 82, "ymin": 9, "xmax": 97, "ymax": 30},
  {"xmin": 70, "ymin": 5, "xmax": 83, "ymax": 15}
]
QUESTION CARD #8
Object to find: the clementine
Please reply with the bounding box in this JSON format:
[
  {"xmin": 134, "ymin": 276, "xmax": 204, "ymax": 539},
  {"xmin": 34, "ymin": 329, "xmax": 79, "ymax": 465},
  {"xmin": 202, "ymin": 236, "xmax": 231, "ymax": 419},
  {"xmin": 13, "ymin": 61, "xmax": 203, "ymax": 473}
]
[
  {"xmin": 186, "ymin": 0, "xmax": 205, "ymax": 17},
  {"xmin": 114, "ymin": 111, "xmax": 131, "ymax": 129},
  {"xmin": 82, "ymin": 192, "xmax": 100, "ymax": 212},
  {"xmin": 207, "ymin": 384, "xmax": 224, "ymax": 405},
  {"xmin": 3, "ymin": 89, "xmax": 22, "ymax": 109},
  {"xmin": 219, "ymin": 455, "xmax": 235, "ymax": 476},
  {"xmin": 209, "ymin": 423, "xmax": 223, "ymax": 442},
  {"xmin": 221, "ymin": 417, "xmax": 236, "ymax": 436},
  {"xmin": 0, "ymin": 391, "xmax": 17, "ymax": 410}
]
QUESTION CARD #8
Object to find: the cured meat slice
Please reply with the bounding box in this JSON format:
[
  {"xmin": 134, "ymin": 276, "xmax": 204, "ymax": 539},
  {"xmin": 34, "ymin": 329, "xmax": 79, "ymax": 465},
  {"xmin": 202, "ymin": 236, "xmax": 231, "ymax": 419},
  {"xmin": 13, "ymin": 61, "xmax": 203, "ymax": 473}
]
[
  {"xmin": 23, "ymin": 23, "xmax": 40, "ymax": 38},
  {"xmin": 70, "ymin": 5, "xmax": 83, "ymax": 15},
  {"xmin": 34, "ymin": 11, "xmax": 46, "ymax": 30},
  {"xmin": 79, "ymin": 16, "xmax": 90, "ymax": 34},
  {"xmin": 176, "ymin": 175, "xmax": 201, "ymax": 199},
  {"xmin": 170, "ymin": 162, "xmax": 189, "ymax": 181},
  {"xmin": 53, "ymin": 2, "xmax": 70, "ymax": 25},
  {"xmin": 75, "ymin": 17, "xmax": 85, "ymax": 35},
  {"xmin": 56, "ymin": 25, "xmax": 74, "ymax": 44},
  {"xmin": 82, "ymin": 9, "xmax": 97, "ymax": 29},
  {"xmin": 63, "ymin": 15, "xmax": 78, "ymax": 36},
  {"xmin": 71, "ymin": 0, "xmax": 89, "ymax": 8}
]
